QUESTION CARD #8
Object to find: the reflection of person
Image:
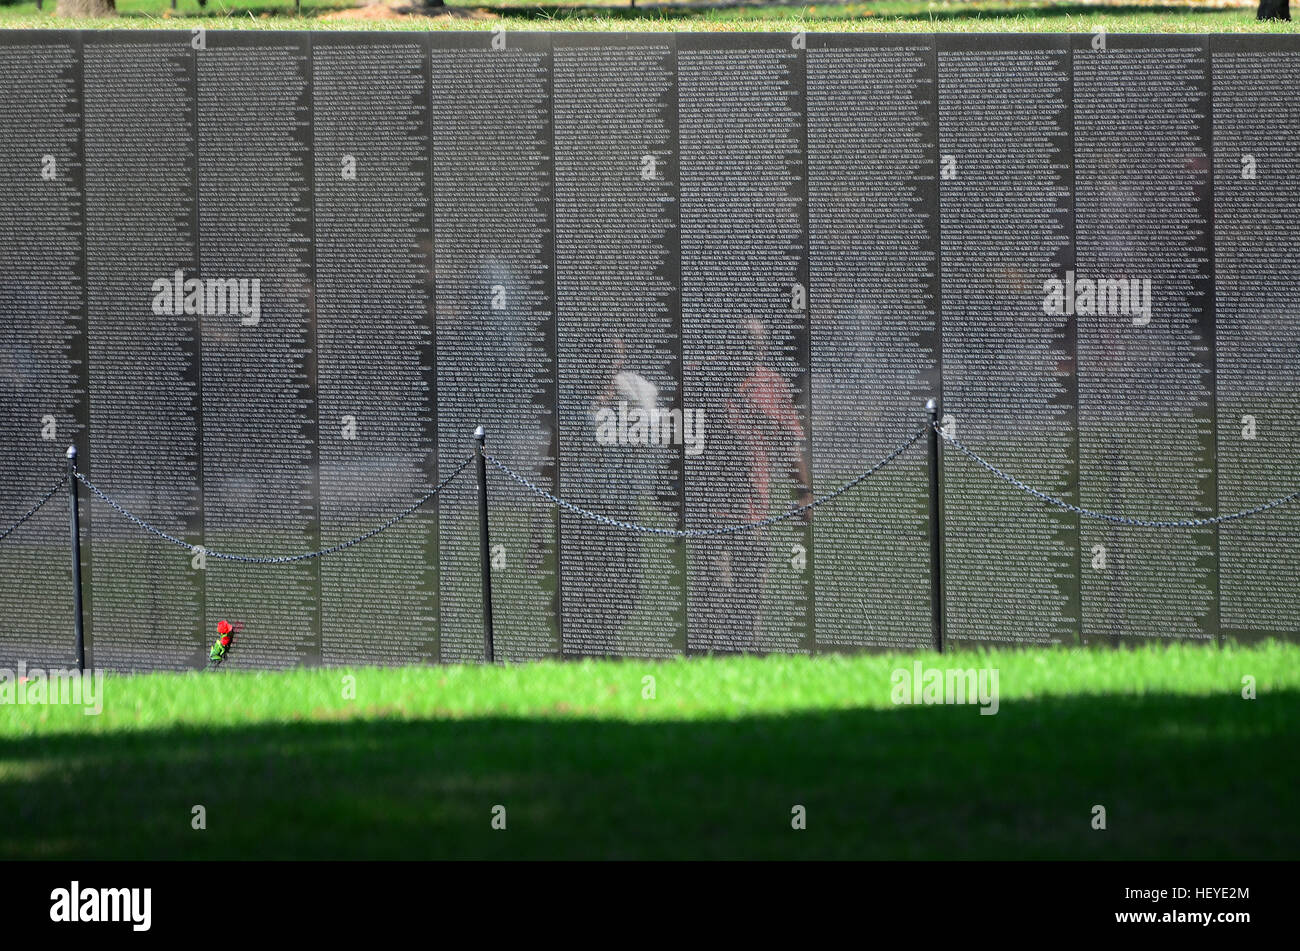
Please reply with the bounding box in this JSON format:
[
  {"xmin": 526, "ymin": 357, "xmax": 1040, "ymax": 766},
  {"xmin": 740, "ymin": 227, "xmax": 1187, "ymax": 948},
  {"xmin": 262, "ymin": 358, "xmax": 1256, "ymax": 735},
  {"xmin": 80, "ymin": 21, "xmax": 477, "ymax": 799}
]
[
  {"xmin": 730, "ymin": 319, "xmax": 813, "ymax": 523},
  {"xmin": 593, "ymin": 338, "xmax": 659, "ymax": 422},
  {"xmin": 703, "ymin": 319, "xmax": 812, "ymax": 652},
  {"xmin": 572, "ymin": 336, "xmax": 658, "ymax": 656}
]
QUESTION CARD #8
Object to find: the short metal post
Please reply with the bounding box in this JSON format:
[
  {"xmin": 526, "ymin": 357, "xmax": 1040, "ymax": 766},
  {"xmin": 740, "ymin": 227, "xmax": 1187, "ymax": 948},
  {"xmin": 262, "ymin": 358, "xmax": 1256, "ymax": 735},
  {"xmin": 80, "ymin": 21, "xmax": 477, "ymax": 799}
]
[
  {"xmin": 66, "ymin": 446, "xmax": 86, "ymax": 673},
  {"xmin": 926, "ymin": 399, "xmax": 945, "ymax": 653},
  {"xmin": 473, "ymin": 426, "xmax": 495, "ymax": 664}
]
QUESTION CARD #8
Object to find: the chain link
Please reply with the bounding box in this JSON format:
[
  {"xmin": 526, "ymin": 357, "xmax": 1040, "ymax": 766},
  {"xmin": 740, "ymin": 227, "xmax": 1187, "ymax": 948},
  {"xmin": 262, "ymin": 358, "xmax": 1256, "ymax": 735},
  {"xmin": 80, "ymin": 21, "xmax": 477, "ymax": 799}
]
[
  {"xmin": 17, "ymin": 418, "xmax": 1299, "ymax": 559},
  {"xmin": 0, "ymin": 479, "xmax": 65, "ymax": 544},
  {"xmin": 482, "ymin": 425, "xmax": 928, "ymax": 538},
  {"xmin": 935, "ymin": 422, "xmax": 1300, "ymax": 528},
  {"xmin": 74, "ymin": 456, "xmax": 474, "ymax": 563}
]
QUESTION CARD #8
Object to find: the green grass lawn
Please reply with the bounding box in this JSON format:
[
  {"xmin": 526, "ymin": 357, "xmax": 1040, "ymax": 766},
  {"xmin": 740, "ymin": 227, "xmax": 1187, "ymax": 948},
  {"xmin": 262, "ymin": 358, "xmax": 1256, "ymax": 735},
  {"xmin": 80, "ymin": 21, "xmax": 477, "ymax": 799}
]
[
  {"xmin": 1, "ymin": 641, "xmax": 1296, "ymax": 859},
  {"xmin": 2, "ymin": 0, "xmax": 1300, "ymax": 33}
]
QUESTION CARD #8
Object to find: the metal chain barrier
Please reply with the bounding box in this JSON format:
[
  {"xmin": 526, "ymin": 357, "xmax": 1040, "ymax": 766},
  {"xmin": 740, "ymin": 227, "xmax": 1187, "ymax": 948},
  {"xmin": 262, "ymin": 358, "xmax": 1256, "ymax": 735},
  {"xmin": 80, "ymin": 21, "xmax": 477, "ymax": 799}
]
[
  {"xmin": 73, "ymin": 455, "xmax": 475, "ymax": 564},
  {"xmin": 12, "ymin": 415, "xmax": 1300, "ymax": 670},
  {"xmin": 13, "ymin": 421, "xmax": 1300, "ymax": 557},
  {"xmin": 0, "ymin": 479, "xmax": 64, "ymax": 544},
  {"xmin": 481, "ymin": 424, "xmax": 929, "ymax": 538},
  {"xmin": 935, "ymin": 421, "xmax": 1300, "ymax": 528}
]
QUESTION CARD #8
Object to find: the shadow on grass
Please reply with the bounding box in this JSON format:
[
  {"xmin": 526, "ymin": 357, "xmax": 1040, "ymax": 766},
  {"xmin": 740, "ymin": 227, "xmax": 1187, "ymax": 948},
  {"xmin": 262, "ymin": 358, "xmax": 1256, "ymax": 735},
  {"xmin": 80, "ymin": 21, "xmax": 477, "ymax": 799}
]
[{"xmin": 1, "ymin": 690, "xmax": 1294, "ymax": 859}]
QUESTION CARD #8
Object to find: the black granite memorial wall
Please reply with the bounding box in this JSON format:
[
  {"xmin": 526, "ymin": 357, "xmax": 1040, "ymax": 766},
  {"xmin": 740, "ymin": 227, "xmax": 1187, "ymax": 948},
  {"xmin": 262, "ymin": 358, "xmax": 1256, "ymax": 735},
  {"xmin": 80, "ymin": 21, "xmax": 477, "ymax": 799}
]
[
  {"xmin": 81, "ymin": 32, "xmax": 203, "ymax": 671},
  {"xmin": 431, "ymin": 32, "xmax": 560, "ymax": 663},
  {"xmin": 313, "ymin": 32, "xmax": 438, "ymax": 665},
  {"xmin": 1210, "ymin": 35, "xmax": 1300, "ymax": 644},
  {"xmin": 937, "ymin": 34, "xmax": 1080, "ymax": 646},
  {"xmin": 1073, "ymin": 34, "xmax": 1218, "ymax": 646},
  {"xmin": 552, "ymin": 34, "xmax": 686, "ymax": 658},
  {"xmin": 805, "ymin": 34, "xmax": 939, "ymax": 652},
  {"xmin": 1, "ymin": 31, "xmax": 1298, "ymax": 671},
  {"xmin": 678, "ymin": 33, "xmax": 814, "ymax": 655},
  {"xmin": 0, "ymin": 31, "xmax": 87, "ymax": 668}
]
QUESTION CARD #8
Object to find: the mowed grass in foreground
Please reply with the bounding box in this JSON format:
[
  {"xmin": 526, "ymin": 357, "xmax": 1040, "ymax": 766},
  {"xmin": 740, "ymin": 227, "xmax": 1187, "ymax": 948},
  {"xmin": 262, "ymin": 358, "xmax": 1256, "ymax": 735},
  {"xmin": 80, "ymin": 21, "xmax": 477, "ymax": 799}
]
[
  {"xmin": 2, "ymin": 0, "xmax": 1300, "ymax": 34},
  {"xmin": 0, "ymin": 642, "xmax": 1296, "ymax": 859}
]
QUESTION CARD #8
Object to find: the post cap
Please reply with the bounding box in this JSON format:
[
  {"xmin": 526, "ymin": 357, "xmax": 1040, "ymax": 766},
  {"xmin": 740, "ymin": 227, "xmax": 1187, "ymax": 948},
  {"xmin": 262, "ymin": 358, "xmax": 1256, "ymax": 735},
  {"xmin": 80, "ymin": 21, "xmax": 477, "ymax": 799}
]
[
  {"xmin": 473, "ymin": 425, "xmax": 486, "ymax": 444},
  {"xmin": 65, "ymin": 445, "xmax": 77, "ymax": 462},
  {"xmin": 925, "ymin": 398, "xmax": 938, "ymax": 414}
]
